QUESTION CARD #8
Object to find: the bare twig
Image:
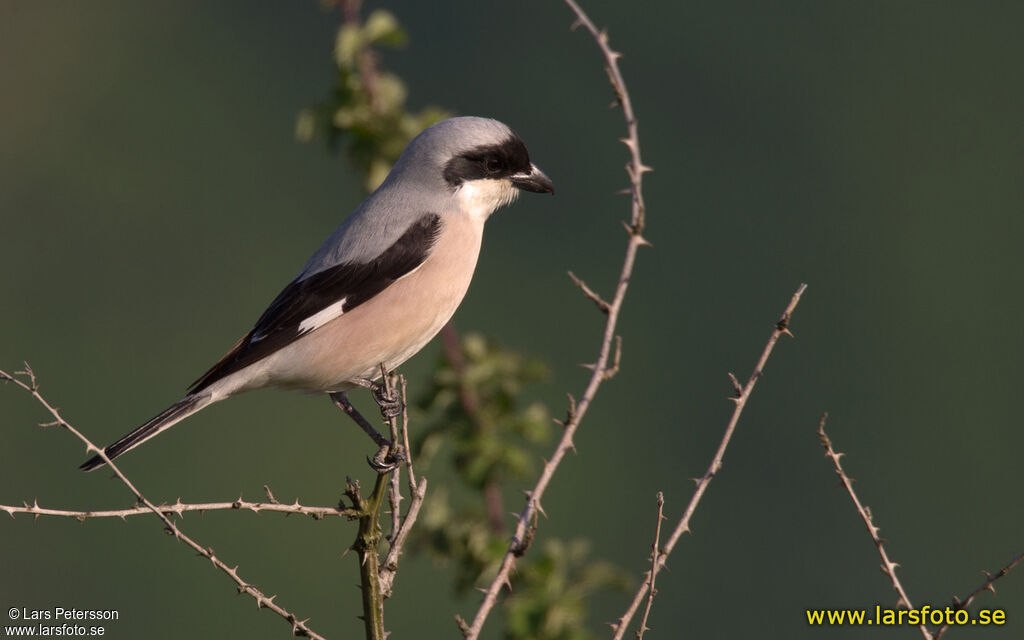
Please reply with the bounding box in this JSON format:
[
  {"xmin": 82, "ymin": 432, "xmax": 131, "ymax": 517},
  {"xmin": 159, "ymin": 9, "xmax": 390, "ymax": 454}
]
[
  {"xmin": 380, "ymin": 374, "xmax": 428, "ymax": 598},
  {"xmin": 388, "ymin": 462, "xmax": 403, "ymax": 541},
  {"xmin": 663, "ymin": 285, "xmax": 806, "ymax": 551},
  {"xmin": 399, "ymin": 376, "xmax": 418, "ymax": 490},
  {"xmin": 379, "ymin": 477, "xmax": 427, "ymax": 597},
  {"xmin": 817, "ymin": 413, "xmax": 931, "ymax": 640},
  {"xmin": 934, "ymin": 553, "xmax": 1024, "ymax": 639},
  {"xmin": 611, "ymin": 285, "xmax": 806, "ymax": 639},
  {"xmin": 0, "ymin": 366, "xmax": 325, "ymax": 640},
  {"xmin": 635, "ymin": 492, "xmax": 665, "ymax": 639},
  {"xmin": 461, "ymin": 2, "xmax": 650, "ymax": 636},
  {"xmin": 386, "ymin": 371, "xmax": 404, "ymax": 539},
  {"xmin": 1, "ymin": 497, "xmax": 351, "ymax": 521},
  {"xmin": 568, "ymin": 270, "xmax": 611, "ymax": 314}
]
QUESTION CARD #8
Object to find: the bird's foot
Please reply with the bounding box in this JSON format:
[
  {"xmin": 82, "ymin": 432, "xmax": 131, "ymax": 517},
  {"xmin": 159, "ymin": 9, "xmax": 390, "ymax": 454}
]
[
  {"xmin": 354, "ymin": 376, "xmax": 404, "ymax": 421},
  {"xmin": 367, "ymin": 441, "xmax": 407, "ymax": 474}
]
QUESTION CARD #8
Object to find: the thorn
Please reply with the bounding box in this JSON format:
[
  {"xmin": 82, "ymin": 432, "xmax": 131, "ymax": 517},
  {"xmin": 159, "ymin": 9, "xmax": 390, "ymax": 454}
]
[
  {"xmin": 264, "ymin": 484, "xmax": 280, "ymax": 504},
  {"xmin": 621, "ymin": 219, "xmax": 645, "ymax": 237},
  {"xmin": 727, "ymin": 372, "xmax": 743, "ymax": 396},
  {"xmin": 635, "ymin": 235, "xmax": 653, "ymax": 247}
]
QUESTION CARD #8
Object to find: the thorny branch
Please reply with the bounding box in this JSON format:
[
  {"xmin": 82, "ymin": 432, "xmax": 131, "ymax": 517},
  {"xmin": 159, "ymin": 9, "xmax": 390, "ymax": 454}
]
[
  {"xmin": 352, "ymin": 369, "xmax": 397, "ymax": 640},
  {"xmin": 350, "ymin": 367, "xmax": 428, "ymax": 638},
  {"xmin": 1, "ymin": 495, "xmax": 351, "ymax": 521},
  {"xmin": 350, "ymin": 472, "xmax": 390, "ymax": 640},
  {"xmin": 461, "ymin": 1, "xmax": 651, "ymax": 636},
  {"xmin": 935, "ymin": 552, "xmax": 1024, "ymax": 638},
  {"xmin": 0, "ymin": 366, "xmax": 326, "ymax": 640},
  {"xmin": 819, "ymin": 414, "xmax": 1022, "ymax": 640},
  {"xmin": 610, "ymin": 284, "xmax": 806, "ymax": 639},
  {"xmin": 817, "ymin": 413, "xmax": 930, "ymax": 640}
]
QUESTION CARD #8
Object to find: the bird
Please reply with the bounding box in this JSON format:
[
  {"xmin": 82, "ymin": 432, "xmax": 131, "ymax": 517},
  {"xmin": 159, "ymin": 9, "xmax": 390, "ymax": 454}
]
[{"xmin": 80, "ymin": 116, "xmax": 553, "ymax": 472}]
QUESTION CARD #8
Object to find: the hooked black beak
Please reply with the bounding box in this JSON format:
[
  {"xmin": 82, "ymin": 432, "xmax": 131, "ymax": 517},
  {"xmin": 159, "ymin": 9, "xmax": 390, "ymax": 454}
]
[{"xmin": 510, "ymin": 163, "xmax": 554, "ymax": 194}]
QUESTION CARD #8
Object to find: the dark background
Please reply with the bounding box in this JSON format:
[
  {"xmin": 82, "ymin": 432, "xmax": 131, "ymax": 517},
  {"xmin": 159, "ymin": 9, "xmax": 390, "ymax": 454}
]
[{"xmin": 2, "ymin": 1, "xmax": 1022, "ymax": 638}]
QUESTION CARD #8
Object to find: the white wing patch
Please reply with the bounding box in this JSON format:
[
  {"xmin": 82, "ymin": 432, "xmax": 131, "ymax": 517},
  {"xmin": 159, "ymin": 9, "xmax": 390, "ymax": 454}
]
[{"xmin": 298, "ymin": 297, "xmax": 348, "ymax": 335}]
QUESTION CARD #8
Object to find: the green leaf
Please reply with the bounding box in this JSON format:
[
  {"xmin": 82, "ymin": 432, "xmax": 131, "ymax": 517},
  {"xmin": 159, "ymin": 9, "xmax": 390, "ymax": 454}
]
[
  {"xmin": 334, "ymin": 23, "xmax": 362, "ymax": 68},
  {"xmin": 363, "ymin": 10, "xmax": 407, "ymax": 48}
]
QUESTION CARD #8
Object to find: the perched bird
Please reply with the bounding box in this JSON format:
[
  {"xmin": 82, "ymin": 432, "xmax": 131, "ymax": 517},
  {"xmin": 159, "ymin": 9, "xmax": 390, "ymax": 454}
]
[{"xmin": 80, "ymin": 116, "xmax": 553, "ymax": 471}]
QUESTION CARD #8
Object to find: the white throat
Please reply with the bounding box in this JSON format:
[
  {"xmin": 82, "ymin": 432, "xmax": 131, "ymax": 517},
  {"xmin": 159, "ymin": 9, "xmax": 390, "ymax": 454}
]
[{"xmin": 455, "ymin": 180, "xmax": 520, "ymax": 224}]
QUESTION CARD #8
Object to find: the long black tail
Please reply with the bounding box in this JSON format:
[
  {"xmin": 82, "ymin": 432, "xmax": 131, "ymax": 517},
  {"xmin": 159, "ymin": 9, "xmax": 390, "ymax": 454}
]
[{"xmin": 79, "ymin": 394, "xmax": 212, "ymax": 471}]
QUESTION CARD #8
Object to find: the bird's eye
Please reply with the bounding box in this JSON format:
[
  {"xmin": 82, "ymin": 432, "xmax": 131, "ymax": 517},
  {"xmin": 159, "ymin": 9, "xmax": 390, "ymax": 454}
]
[{"xmin": 484, "ymin": 156, "xmax": 505, "ymax": 174}]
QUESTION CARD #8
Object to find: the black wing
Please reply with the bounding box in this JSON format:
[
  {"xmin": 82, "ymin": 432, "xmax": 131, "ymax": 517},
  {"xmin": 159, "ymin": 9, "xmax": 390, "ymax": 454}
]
[{"xmin": 188, "ymin": 213, "xmax": 441, "ymax": 393}]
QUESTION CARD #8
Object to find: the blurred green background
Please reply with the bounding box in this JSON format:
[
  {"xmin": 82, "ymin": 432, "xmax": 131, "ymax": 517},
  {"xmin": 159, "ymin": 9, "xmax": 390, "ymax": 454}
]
[{"xmin": 2, "ymin": 1, "xmax": 1023, "ymax": 638}]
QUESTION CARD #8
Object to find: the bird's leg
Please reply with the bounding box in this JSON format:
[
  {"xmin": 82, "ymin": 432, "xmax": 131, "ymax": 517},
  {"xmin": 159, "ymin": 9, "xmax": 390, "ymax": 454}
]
[
  {"xmin": 330, "ymin": 391, "xmax": 390, "ymax": 447},
  {"xmin": 329, "ymin": 391, "xmax": 404, "ymax": 473}
]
